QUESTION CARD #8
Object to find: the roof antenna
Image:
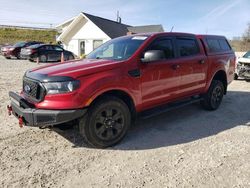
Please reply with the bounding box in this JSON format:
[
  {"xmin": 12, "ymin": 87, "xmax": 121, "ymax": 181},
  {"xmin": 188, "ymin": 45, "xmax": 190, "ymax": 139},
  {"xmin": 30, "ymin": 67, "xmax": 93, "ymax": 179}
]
[
  {"xmin": 116, "ymin": 11, "xmax": 122, "ymax": 23},
  {"xmin": 170, "ymin": 26, "xmax": 174, "ymax": 32}
]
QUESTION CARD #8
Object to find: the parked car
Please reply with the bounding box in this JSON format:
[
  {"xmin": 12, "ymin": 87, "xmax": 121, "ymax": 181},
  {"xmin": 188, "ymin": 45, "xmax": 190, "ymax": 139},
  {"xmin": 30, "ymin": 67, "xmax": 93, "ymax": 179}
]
[
  {"xmin": 8, "ymin": 32, "xmax": 235, "ymax": 148},
  {"xmin": 234, "ymin": 51, "xmax": 250, "ymax": 80},
  {"xmin": 1, "ymin": 41, "xmax": 43, "ymax": 59},
  {"xmin": 20, "ymin": 44, "xmax": 75, "ymax": 62}
]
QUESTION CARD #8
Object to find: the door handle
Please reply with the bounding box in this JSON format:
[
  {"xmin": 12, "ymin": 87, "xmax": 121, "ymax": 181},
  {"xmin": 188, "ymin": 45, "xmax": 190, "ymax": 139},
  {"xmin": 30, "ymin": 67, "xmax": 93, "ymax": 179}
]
[
  {"xmin": 199, "ymin": 59, "xmax": 205, "ymax": 64},
  {"xmin": 172, "ymin": 64, "xmax": 180, "ymax": 70}
]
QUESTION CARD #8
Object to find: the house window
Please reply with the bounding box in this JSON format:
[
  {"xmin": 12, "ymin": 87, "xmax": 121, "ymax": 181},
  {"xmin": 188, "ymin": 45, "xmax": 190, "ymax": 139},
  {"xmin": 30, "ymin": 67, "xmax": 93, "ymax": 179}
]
[{"xmin": 93, "ymin": 40, "xmax": 103, "ymax": 50}]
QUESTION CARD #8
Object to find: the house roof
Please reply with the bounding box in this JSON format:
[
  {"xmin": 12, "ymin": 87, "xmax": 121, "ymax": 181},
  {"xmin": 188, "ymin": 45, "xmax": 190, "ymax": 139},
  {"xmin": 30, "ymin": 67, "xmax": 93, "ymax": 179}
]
[
  {"xmin": 56, "ymin": 12, "xmax": 165, "ymax": 44},
  {"xmin": 83, "ymin": 12, "xmax": 131, "ymax": 39},
  {"xmin": 55, "ymin": 16, "xmax": 76, "ymax": 29},
  {"xmin": 127, "ymin": 25, "xmax": 164, "ymax": 33}
]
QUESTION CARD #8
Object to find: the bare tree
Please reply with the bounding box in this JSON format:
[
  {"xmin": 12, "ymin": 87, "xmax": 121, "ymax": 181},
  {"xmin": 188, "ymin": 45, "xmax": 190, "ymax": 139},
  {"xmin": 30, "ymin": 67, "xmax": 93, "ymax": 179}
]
[{"xmin": 242, "ymin": 22, "xmax": 250, "ymax": 50}]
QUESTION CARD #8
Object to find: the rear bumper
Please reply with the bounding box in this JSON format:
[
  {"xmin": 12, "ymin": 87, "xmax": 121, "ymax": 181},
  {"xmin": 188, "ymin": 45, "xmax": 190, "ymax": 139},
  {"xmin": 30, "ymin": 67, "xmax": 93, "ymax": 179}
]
[
  {"xmin": 9, "ymin": 91, "xmax": 87, "ymax": 127},
  {"xmin": 3, "ymin": 51, "xmax": 14, "ymax": 57}
]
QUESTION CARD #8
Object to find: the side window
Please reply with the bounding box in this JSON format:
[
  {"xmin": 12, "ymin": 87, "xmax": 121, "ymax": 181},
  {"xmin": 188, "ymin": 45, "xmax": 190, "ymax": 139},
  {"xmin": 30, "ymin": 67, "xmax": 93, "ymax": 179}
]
[
  {"xmin": 43, "ymin": 45, "xmax": 53, "ymax": 50},
  {"xmin": 148, "ymin": 39, "xmax": 174, "ymax": 59},
  {"xmin": 206, "ymin": 39, "xmax": 221, "ymax": 52},
  {"xmin": 176, "ymin": 38, "xmax": 199, "ymax": 57},
  {"xmin": 40, "ymin": 46, "xmax": 46, "ymax": 50},
  {"xmin": 93, "ymin": 40, "xmax": 103, "ymax": 50},
  {"xmin": 102, "ymin": 44, "xmax": 114, "ymax": 57},
  {"xmin": 218, "ymin": 39, "xmax": 231, "ymax": 51},
  {"xmin": 53, "ymin": 46, "xmax": 63, "ymax": 51}
]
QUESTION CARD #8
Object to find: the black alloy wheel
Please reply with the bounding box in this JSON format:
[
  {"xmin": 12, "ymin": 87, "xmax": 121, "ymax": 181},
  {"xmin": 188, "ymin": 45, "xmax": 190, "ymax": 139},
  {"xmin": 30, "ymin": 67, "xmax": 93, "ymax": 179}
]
[
  {"xmin": 201, "ymin": 80, "xmax": 224, "ymax": 110},
  {"xmin": 79, "ymin": 96, "xmax": 131, "ymax": 148}
]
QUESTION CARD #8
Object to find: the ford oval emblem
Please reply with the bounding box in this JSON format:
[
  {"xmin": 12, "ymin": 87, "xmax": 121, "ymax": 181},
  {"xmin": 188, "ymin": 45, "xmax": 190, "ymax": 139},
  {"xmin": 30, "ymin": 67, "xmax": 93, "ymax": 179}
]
[{"xmin": 24, "ymin": 85, "xmax": 31, "ymax": 93}]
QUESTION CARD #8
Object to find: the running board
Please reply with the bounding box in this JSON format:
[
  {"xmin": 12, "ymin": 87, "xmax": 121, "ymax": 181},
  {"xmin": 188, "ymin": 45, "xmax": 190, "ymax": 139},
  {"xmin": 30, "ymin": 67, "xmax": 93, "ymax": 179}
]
[{"xmin": 140, "ymin": 96, "xmax": 202, "ymax": 119}]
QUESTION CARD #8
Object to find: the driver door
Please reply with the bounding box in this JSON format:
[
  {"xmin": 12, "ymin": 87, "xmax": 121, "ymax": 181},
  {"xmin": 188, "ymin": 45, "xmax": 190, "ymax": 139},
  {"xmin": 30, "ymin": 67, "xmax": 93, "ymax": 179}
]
[{"xmin": 140, "ymin": 37, "xmax": 182, "ymax": 109}]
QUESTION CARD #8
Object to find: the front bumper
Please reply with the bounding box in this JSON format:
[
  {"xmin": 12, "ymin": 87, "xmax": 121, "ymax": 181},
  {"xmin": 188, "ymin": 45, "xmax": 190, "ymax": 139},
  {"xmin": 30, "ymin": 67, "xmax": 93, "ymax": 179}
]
[
  {"xmin": 8, "ymin": 91, "xmax": 87, "ymax": 127},
  {"xmin": 237, "ymin": 63, "xmax": 250, "ymax": 79}
]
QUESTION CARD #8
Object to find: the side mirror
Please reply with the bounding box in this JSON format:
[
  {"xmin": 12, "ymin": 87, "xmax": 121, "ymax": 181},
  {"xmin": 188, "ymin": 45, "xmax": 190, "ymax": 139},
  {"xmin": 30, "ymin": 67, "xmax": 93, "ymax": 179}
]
[{"xmin": 141, "ymin": 50, "xmax": 165, "ymax": 63}]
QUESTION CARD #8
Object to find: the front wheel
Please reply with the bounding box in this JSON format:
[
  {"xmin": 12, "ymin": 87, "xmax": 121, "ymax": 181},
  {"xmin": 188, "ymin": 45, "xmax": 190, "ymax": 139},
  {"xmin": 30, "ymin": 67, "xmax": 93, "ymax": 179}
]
[
  {"xmin": 201, "ymin": 80, "xmax": 224, "ymax": 111},
  {"xmin": 79, "ymin": 96, "xmax": 131, "ymax": 148}
]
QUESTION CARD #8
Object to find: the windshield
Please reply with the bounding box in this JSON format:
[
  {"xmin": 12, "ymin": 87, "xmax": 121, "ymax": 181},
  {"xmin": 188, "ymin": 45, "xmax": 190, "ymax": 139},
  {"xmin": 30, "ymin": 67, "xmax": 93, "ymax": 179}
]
[
  {"xmin": 13, "ymin": 42, "xmax": 26, "ymax": 47},
  {"xmin": 87, "ymin": 36, "xmax": 148, "ymax": 61},
  {"xmin": 243, "ymin": 51, "xmax": 250, "ymax": 58}
]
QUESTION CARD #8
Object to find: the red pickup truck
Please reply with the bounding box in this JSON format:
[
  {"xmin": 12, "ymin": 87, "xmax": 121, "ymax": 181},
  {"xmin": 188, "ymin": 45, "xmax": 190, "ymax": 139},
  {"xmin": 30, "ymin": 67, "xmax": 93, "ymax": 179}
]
[{"xmin": 8, "ymin": 32, "xmax": 235, "ymax": 148}]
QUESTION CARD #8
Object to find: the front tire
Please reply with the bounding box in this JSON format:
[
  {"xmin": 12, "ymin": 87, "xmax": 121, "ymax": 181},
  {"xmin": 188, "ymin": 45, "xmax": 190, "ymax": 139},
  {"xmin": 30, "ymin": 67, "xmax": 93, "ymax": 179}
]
[
  {"xmin": 79, "ymin": 96, "xmax": 131, "ymax": 148},
  {"xmin": 201, "ymin": 80, "xmax": 224, "ymax": 111}
]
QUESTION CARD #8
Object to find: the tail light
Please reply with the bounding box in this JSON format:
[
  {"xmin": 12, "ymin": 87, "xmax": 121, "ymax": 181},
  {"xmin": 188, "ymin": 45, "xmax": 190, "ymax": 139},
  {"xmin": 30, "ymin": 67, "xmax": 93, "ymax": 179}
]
[{"xmin": 31, "ymin": 49, "xmax": 37, "ymax": 54}]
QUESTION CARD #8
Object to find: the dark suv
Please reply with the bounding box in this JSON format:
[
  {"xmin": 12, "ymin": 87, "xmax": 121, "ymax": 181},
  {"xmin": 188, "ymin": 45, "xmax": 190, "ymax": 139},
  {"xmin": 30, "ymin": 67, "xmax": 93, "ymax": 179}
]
[
  {"xmin": 1, "ymin": 41, "xmax": 43, "ymax": 59},
  {"xmin": 20, "ymin": 44, "xmax": 75, "ymax": 62}
]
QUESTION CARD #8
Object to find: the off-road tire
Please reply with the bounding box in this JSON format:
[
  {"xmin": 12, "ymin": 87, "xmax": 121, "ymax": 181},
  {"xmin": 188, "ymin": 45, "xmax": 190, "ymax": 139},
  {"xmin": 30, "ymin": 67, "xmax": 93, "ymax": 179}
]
[
  {"xmin": 201, "ymin": 80, "xmax": 224, "ymax": 111},
  {"xmin": 79, "ymin": 96, "xmax": 131, "ymax": 148},
  {"xmin": 234, "ymin": 73, "xmax": 238, "ymax": 80}
]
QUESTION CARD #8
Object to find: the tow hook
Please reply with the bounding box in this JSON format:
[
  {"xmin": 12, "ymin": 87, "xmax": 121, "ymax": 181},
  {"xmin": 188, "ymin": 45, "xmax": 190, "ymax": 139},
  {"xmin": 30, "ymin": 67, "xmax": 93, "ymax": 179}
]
[
  {"xmin": 18, "ymin": 116, "xmax": 24, "ymax": 128},
  {"xmin": 7, "ymin": 105, "xmax": 12, "ymax": 116}
]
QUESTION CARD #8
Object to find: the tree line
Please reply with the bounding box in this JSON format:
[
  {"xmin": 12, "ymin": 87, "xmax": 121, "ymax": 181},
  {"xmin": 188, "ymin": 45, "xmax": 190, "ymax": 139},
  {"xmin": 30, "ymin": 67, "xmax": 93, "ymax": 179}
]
[{"xmin": 230, "ymin": 23, "xmax": 250, "ymax": 51}]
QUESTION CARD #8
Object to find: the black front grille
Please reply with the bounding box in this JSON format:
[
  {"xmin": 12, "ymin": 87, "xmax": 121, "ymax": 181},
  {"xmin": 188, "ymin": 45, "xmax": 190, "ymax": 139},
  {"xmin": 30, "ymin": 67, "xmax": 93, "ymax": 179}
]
[{"xmin": 23, "ymin": 78, "xmax": 44, "ymax": 102}]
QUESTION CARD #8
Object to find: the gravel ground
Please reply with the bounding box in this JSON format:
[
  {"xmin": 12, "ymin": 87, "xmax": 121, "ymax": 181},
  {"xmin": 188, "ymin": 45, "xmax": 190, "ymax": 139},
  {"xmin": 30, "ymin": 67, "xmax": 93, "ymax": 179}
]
[{"xmin": 0, "ymin": 56, "xmax": 249, "ymax": 188}]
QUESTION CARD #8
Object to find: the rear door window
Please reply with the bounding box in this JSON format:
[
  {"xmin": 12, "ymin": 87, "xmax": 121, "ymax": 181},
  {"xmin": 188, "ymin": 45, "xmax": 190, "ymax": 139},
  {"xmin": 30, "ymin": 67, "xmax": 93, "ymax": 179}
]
[
  {"xmin": 176, "ymin": 38, "xmax": 200, "ymax": 57},
  {"xmin": 53, "ymin": 46, "xmax": 64, "ymax": 51}
]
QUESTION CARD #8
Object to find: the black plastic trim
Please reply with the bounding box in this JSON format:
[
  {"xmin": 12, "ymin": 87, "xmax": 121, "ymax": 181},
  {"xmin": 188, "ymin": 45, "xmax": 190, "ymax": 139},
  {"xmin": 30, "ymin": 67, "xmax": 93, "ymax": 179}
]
[
  {"xmin": 25, "ymin": 71, "xmax": 75, "ymax": 83},
  {"xmin": 128, "ymin": 69, "xmax": 141, "ymax": 77},
  {"xmin": 9, "ymin": 91, "xmax": 87, "ymax": 127}
]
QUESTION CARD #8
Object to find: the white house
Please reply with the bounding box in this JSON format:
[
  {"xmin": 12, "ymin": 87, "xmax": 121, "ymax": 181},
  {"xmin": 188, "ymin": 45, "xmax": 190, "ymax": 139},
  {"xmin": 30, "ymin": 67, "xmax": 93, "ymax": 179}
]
[{"xmin": 56, "ymin": 12, "xmax": 164, "ymax": 57}]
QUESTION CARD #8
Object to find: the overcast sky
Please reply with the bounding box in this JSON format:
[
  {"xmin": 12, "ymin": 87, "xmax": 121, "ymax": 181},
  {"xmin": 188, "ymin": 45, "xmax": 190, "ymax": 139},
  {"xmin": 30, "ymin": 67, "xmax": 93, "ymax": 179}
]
[{"xmin": 0, "ymin": 0, "xmax": 249, "ymax": 38}]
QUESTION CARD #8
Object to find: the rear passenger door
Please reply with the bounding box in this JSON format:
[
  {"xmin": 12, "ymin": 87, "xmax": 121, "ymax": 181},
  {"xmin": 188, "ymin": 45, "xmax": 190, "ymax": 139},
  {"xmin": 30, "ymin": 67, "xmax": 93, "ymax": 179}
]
[
  {"xmin": 175, "ymin": 37, "xmax": 208, "ymax": 97},
  {"xmin": 52, "ymin": 46, "xmax": 64, "ymax": 61}
]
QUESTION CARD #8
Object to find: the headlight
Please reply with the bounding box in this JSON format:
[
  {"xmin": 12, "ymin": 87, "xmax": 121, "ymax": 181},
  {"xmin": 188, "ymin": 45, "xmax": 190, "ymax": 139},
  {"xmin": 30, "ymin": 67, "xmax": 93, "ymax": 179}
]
[
  {"xmin": 43, "ymin": 80, "xmax": 80, "ymax": 94},
  {"xmin": 9, "ymin": 47, "xmax": 15, "ymax": 51}
]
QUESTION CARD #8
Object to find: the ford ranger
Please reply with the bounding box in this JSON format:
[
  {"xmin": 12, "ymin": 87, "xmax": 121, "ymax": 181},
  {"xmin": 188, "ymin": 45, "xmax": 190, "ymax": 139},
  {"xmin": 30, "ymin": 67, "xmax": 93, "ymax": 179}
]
[{"xmin": 8, "ymin": 32, "xmax": 235, "ymax": 148}]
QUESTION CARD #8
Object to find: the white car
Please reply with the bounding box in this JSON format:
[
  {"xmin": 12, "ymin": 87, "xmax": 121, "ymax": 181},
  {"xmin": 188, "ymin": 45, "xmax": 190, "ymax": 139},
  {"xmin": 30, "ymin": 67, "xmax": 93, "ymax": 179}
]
[{"xmin": 235, "ymin": 51, "xmax": 250, "ymax": 80}]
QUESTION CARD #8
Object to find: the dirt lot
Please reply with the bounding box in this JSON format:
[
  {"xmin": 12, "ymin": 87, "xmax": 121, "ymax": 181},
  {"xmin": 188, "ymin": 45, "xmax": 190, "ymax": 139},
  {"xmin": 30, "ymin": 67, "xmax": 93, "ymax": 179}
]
[{"xmin": 0, "ymin": 56, "xmax": 249, "ymax": 188}]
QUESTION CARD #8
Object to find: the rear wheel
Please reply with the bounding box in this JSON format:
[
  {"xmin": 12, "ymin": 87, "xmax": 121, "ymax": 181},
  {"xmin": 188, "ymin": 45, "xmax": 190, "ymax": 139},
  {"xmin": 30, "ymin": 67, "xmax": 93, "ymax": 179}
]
[
  {"xmin": 68, "ymin": 54, "xmax": 74, "ymax": 60},
  {"xmin": 201, "ymin": 80, "xmax": 224, "ymax": 110},
  {"xmin": 16, "ymin": 53, "xmax": 21, "ymax": 59},
  {"xmin": 39, "ymin": 55, "xmax": 47, "ymax": 62},
  {"xmin": 5, "ymin": 56, "xmax": 11, "ymax": 59},
  {"xmin": 234, "ymin": 73, "xmax": 238, "ymax": 80},
  {"xmin": 79, "ymin": 96, "xmax": 131, "ymax": 148}
]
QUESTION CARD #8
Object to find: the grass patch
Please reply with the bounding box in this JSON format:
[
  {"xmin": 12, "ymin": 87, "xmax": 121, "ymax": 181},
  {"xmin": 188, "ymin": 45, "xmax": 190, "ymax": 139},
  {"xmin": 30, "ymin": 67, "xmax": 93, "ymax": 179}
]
[{"xmin": 0, "ymin": 28, "xmax": 58, "ymax": 45}]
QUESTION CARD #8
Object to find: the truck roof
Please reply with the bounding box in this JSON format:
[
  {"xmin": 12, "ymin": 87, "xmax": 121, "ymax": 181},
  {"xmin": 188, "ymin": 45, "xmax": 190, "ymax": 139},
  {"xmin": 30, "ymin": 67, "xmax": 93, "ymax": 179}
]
[{"xmin": 131, "ymin": 32, "xmax": 227, "ymax": 39}]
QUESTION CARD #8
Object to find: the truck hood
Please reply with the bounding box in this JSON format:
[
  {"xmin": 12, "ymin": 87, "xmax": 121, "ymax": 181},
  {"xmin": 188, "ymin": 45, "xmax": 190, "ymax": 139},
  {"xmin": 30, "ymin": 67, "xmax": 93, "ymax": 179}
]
[
  {"xmin": 26, "ymin": 58, "xmax": 123, "ymax": 81},
  {"xmin": 238, "ymin": 57, "xmax": 250, "ymax": 64}
]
